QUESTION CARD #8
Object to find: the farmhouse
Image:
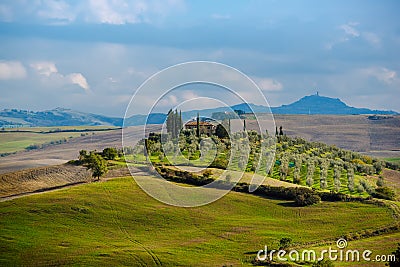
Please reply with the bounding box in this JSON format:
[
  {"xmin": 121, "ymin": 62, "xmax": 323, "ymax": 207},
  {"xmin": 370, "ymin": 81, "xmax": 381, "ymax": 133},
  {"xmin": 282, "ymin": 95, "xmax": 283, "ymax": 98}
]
[{"xmin": 184, "ymin": 120, "xmax": 217, "ymax": 136}]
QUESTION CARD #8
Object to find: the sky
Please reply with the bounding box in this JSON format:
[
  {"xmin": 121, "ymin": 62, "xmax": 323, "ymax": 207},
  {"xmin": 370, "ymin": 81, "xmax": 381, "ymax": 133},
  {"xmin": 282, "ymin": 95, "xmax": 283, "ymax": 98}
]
[{"xmin": 0, "ymin": 0, "xmax": 399, "ymax": 116}]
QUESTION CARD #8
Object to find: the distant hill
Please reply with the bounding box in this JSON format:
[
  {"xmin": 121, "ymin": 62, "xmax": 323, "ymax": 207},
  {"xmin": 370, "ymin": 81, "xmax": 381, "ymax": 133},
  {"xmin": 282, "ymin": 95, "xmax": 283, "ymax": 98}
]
[
  {"xmin": 0, "ymin": 108, "xmax": 123, "ymax": 127},
  {"xmin": 271, "ymin": 93, "xmax": 398, "ymax": 115},
  {"xmin": 1, "ymin": 94, "xmax": 397, "ymax": 127},
  {"xmin": 123, "ymin": 113, "xmax": 166, "ymax": 126}
]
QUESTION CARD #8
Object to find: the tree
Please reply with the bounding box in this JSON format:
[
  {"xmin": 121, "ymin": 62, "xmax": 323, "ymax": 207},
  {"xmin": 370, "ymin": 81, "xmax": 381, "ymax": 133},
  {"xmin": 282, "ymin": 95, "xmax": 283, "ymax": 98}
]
[
  {"xmin": 166, "ymin": 109, "xmax": 182, "ymax": 139},
  {"xmin": 373, "ymin": 161, "xmax": 384, "ymax": 174},
  {"xmin": 215, "ymin": 124, "xmax": 229, "ymax": 139},
  {"xmin": 87, "ymin": 153, "xmax": 108, "ymax": 180},
  {"xmin": 279, "ymin": 155, "xmax": 289, "ymax": 180},
  {"xmin": 196, "ymin": 112, "xmax": 200, "ymax": 138},
  {"xmin": 333, "ymin": 164, "xmax": 342, "ymax": 192},
  {"xmin": 320, "ymin": 159, "xmax": 328, "ymax": 189},
  {"xmin": 166, "ymin": 109, "xmax": 173, "ymax": 135},
  {"xmin": 306, "ymin": 159, "xmax": 315, "ymax": 187},
  {"xmin": 376, "ymin": 176, "xmax": 384, "ymax": 187},
  {"xmin": 293, "ymin": 156, "xmax": 302, "ymax": 184},
  {"xmin": 79, "ymin": 150, "xmax": 87, "ymax": 162},
  {"xmin": 144, "ymin": 139, "xmax": 149, "ymax": 160},
  {"xmin": 347, "ymin": 166, "xmax": 355, "ymax": 192},
  {"xmin": 102, "ymin": 147, "xmax": 118, "ymax": 160}
]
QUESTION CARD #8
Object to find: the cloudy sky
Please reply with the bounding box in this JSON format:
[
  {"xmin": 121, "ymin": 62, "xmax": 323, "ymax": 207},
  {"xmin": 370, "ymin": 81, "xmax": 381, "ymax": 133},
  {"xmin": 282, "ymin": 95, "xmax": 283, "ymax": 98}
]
[{"xmin": 0, "ymin": 0, "xmax": 399, "ymax": 116}]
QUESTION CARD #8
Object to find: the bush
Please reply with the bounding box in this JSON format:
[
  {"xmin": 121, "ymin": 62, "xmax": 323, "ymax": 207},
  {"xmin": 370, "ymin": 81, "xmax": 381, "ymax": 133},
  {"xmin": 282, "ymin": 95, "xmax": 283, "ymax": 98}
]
[
  {"xmin": 372, "ymin": 187, "xmax": 396, "ymax": 200},
  {"xmin": 279, "ymin": 237, "xmax": 292, "ymax": 250},
  {"xmin": 102, "ymin": 147, "xmax": 118, "ymax": 160},
  {"xmin": 295, "ymin": 193, "xmax": 321, "ymax": 206},
  {"xmin": 357, "ymin": 184, "xmax": 365, "ymax": 193},
  {"xmin": 203, "ymin": 169, "xmax": 212, "ymax": 178},
  {"xmin": 376, "ymin": 176, "xmax": 384, "ymax": 187},
  {"xmin": 210, "ymin": 157, "xmax": 228, "ymax": 169}
]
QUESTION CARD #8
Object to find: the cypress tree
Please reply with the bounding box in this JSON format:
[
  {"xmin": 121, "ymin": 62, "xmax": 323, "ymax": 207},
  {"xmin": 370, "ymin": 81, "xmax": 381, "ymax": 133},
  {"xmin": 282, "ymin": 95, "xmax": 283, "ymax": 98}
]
[
  {"xmin": 179, "ymin": 110, "xmax": 183, "ymax": 133},
  {"xmin": 196, "ymin": 112, "xmax": 200, "ymax": 138},
  {"xmin": 166, "ymin": 109, "xmax": 173, "ymax": 135}
]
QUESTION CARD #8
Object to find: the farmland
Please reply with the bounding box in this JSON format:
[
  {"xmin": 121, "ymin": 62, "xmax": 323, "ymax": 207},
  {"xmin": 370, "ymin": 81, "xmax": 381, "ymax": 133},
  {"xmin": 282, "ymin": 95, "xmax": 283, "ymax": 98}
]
[
  {"xmin": 0, "ymin": 176, "xmax": 398, "ymax": 266},
  {"xmin": 0, "ymin": 116, "xmax": 399, "ymax": 266},
  {"xmin": 0, "ymin": 126, "xmax": 119, "ymax": 154}
]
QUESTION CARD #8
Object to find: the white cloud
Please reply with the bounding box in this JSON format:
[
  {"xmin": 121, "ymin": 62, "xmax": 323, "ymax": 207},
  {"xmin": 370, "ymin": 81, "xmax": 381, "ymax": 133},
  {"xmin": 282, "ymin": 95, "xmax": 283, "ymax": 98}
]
[
  {"xmin": 31, "ymin": 61, "xmax": 90, "ymax": 91},
  {"xmin": 88, "ymin": 0, "xmax": 137, "ymax": 24},
  {"xmin": 0, "ymin": 0, "xmax": 185, "ymax": 25},
  {"xmin": 361, "ymin": 67, "xmax": 397, "ymax": 84},
  {"xmin": 253, "ymin": 77, "xmax": 283, "ymax": 91},
  {"xmin": 37, "ymin": 0, "xmax": 76, "ymax": 24},
  {"xmin": 31, "ymin": 61, "xmax": 58, "ymax": 77},
  {"xmin": 181, "ymin": 90, "xmax": 198, "ymax": 100},
  {"xmin": 326, "ymin": 22, "xmax": 382, "ymax": 50},
  {"xmin": 86, "ymin": 0, "xmax": 185, "ymax": 25},
  {"xmin": 68, "ymin": 73, "xmax": 90, "ymax": 91},
  {"xmin": 340, "ymin": 22, "xmax": 360, "ymax": 37},
  {"xmin": 0, "ymin": 60, "xmax": 26, "ymax": 80}
]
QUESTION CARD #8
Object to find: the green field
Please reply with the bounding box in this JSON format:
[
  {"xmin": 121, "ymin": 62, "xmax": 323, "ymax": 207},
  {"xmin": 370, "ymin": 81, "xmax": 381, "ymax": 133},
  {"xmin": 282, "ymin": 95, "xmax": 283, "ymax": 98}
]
[
  {"xmin": 385, "ymin": 158, "xmax": 400, "ymax": 165},
  {"xmin": 0, "ymin": 176, "xmax": 398, "ymax": 266},
  {"xmin": 0, "ymin": 126, "xmax": 118, "ymax": 154}
]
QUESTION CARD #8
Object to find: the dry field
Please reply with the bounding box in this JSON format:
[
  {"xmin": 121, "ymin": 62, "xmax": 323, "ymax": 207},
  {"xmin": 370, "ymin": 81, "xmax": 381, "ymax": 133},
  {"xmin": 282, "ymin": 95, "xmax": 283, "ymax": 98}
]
[
  {"xmin": 272, "ymin": 114, "xmax": 400, "ymax": 157},
  {"xmin": 0, "ymin": 125, "xmax": 160, "ymax": 174}
]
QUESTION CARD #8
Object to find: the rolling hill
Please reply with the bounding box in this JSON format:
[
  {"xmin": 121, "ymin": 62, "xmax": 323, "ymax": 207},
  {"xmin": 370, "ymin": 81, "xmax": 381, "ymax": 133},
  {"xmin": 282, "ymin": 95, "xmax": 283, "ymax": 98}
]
[
  {"xmin": 0, "ymin": 108, "xmax": 123, "ymax": 127},
  {"xmin": 271, "ymin": 93, "xmax": 398, "ymax": 115},
  {"xmin": 1, "ymin": 94, "xmax": 397, "ymax": 127}
]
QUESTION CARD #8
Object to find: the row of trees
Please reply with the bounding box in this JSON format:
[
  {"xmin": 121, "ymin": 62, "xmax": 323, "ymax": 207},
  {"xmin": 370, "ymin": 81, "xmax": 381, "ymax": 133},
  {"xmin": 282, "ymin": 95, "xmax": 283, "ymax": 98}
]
[{"xmin": 166, "ymin": 109, "xmax": 183, "ymax": 139}]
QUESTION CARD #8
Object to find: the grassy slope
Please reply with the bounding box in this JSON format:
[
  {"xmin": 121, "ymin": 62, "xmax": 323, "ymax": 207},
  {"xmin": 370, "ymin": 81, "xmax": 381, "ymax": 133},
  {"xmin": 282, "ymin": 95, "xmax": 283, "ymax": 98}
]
[
  {"xmin": 0, "ymin": 176, "xmax": 397, "ymax": 266},
  {"xmin": 0, "ymin": 126, "xmax": 117, "ymax": 154},
  {"xmin": 308, "ymin": 232, "xmax": 400, "ymax": 266},
  {"xmin": 385, "ymin": 158, "xmax": 400, "ymax": 165}
]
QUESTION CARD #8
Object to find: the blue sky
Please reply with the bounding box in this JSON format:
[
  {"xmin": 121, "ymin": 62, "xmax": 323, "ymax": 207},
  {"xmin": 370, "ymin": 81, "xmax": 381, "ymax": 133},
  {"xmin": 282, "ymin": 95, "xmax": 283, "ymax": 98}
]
[{"xmin": 0, "ymin": 0, "xmax": 399, "ymax": 116}]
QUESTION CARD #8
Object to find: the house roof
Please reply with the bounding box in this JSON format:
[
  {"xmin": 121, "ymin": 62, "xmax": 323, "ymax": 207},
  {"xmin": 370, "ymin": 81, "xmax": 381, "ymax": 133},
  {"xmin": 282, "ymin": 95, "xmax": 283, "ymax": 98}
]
[{"xmin": 185, "ymin": 121, "xmax": 216, "ymax": 127}]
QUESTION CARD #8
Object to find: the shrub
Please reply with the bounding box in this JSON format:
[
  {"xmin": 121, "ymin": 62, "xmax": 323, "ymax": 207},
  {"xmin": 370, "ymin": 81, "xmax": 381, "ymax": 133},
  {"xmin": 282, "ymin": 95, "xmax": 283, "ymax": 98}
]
[
  {"xmin": 210, "ymin": 157, "xmax": 228, "ymax": 169},
  {"xmin": 372, "ymin": 187, "xmax": 396, "ymax": 200},
  {"xmin": 357, "ymin": 184, "xmax": 365, "ymax": 193},
  {"xmin": 203, "ymin": 169, "xmax": 212, "ymax": 178},
  {"xmin": 376, "ymin": 176, "xmax": 384, "ymax": 187},
  {"xmin": 102, "ymin": 147, "xmax": 118, "ymax": 160},
  {"xmin": 295, "ymin": 193, "xmax": 321, "ymax": 206},
  {"xmin": 373, "ymin": 161, "xmax": 384, "ymax": 174},
  {"xmin": 279, "ymin": 237, "xmax": 292, "ymax": 250}
]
